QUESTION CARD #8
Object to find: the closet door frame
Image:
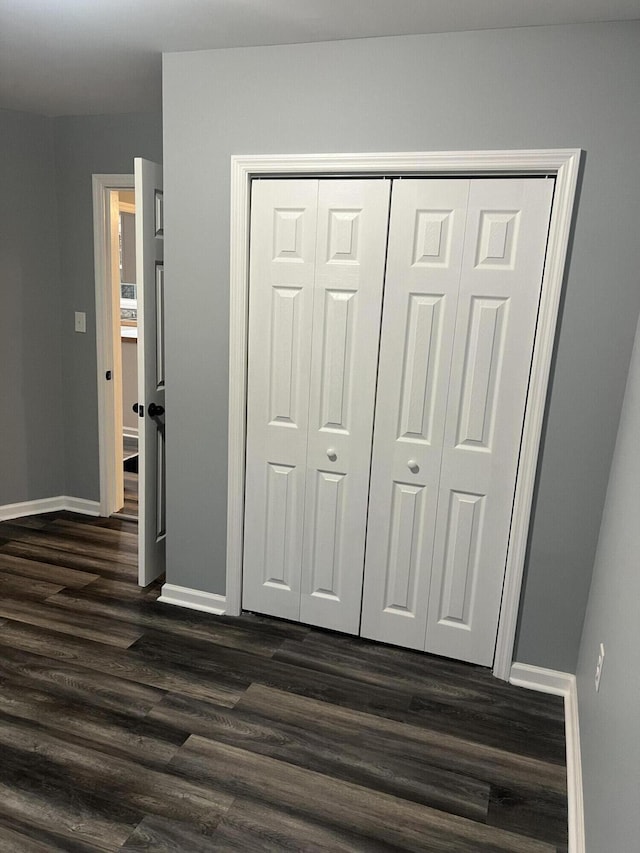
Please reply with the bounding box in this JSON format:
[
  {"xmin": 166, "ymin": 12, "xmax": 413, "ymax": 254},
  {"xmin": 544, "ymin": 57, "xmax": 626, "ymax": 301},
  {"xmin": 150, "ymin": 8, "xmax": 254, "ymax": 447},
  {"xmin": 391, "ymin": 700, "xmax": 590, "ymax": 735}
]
[{"xmin": 227, "ymin": 149, "xmax": 581, "ymax": 681}]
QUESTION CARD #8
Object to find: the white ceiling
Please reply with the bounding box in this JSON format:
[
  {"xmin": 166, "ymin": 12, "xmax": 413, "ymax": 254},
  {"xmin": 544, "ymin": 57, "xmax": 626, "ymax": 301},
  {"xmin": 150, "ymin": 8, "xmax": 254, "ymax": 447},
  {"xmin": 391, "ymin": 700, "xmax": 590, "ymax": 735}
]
[{"xmin": 1, "ymin": 0, "xmax": 639, "ymax": 117}]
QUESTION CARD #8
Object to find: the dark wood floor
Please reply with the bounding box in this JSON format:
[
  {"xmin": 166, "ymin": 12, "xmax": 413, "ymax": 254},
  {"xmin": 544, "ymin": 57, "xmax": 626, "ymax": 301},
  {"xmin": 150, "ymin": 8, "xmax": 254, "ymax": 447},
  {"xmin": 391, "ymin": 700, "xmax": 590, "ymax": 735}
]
[
  {"xmin": 113, "ymin": 470, "xmax": 138, "ymax": 519},
  {"xmin": 0, "ymin": 511, "xmax": 567, "ymax": 852},
  {"xmin": 114, "ymin": 435, "xmax": 139, "ymax": 519}
]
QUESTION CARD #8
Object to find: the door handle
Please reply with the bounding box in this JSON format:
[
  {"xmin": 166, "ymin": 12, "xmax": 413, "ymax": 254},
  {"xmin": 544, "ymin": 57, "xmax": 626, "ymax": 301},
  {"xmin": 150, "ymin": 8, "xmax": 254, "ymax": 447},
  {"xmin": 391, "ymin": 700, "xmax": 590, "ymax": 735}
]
[
  {"xmin": 133, "ymin": 402, "xmax": 144, "ymax": 418},
  {"xmin": 147, "ymin": 403, "xmax": 165, "ymax": 417},
  {"xmin": 407, "ymin": 459, "xmax": 420, "ymax": 474},
  {"xmin": 326, "ymin": 448, "xmax": 338, "ymax": 462}
]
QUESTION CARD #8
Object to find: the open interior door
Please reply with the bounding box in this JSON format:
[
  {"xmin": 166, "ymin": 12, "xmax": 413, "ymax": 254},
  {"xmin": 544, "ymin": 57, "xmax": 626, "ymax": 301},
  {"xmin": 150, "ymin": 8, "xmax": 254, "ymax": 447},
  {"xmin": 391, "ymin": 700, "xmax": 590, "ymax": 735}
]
[{"xmin": 135, "ymin": 158, "xmax": 165, "ymax": 586}]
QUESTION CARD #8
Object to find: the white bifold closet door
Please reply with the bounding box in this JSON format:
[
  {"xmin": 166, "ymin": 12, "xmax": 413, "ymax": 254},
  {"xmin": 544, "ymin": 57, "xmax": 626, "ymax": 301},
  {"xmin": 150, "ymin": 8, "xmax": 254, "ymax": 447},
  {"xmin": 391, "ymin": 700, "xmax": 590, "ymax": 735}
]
[
  {"xmin": 243, "ymin": 178, "xmax": 391, "ymax": 633},
  {"xmin": 360, "ymin": 178, "xmax": 554, "ymax": 666}
]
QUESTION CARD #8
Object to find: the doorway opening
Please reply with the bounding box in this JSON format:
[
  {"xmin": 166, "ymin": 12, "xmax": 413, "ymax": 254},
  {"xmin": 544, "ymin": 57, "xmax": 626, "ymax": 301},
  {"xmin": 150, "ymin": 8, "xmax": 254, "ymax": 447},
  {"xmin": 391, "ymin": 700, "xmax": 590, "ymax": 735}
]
[
  {"xmin": 92, "ymin": 175, "xmax": 138, "ymax": 521},
  {"xmin": 114, "ymin": 190, "xmax": 139, "ymax": 521},
  {"xmin": 94, "ymin": 161, "xmax": 166, "ymax": 589}
]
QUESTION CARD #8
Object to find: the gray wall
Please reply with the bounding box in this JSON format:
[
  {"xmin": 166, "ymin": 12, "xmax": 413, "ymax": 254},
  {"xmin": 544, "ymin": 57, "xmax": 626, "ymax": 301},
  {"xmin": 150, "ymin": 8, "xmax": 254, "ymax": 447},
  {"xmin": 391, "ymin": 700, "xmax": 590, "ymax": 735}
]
[
  {"xmin": 53, "ymin": 113, "xmax": 162, "ymax": 500},
  {"xmin": 576, "ymin": 310, "xmax": 640, "ymax": 852},
  {"xmin": 163, "ymin": 22, "xmax": 640, "ymax": 671},
  {"xmin": 0, "ymin": 109, "xmax": 65, "ymax": 505}
]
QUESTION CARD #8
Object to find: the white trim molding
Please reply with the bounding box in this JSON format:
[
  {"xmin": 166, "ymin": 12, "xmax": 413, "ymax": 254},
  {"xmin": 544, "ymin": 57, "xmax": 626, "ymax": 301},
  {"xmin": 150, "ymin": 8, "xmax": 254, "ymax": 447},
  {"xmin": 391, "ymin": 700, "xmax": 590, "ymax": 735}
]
[
  {"xmin": 0, "ymin": 496, "xmax": 101, "ymax": 522},
  {"xmin": 227, "ymin": 150, "xmax": 581, "ymax": 675},
  {"xmin": 93, "ymin": 173, "xmax": 135, "ymax": 518},
  {"xmin": 158, "ymin": 584, "xmax": 227, "ymax": 615},
  {"xmin": 510, "ymin": 663, "xmax": 585, "ymax": 853}
]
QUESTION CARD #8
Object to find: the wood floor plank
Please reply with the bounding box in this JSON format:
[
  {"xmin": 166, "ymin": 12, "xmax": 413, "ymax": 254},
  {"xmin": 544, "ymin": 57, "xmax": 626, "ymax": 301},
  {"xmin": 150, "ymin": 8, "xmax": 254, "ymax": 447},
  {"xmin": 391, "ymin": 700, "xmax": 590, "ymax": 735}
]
[
  {"xmin": 0, "ymin": 715, "xmax": 234, "ymax": 835},
  {"xmin": 235, "ymin": 684, "xmax": 567, "ymax": 795},
  {"xmin": 33, "ymin": 523, "xmax": 138, "ymax": 560},
  {"xmin": 49, "ymin": 519, "xmax": 138, "ymax": 550},
  {"xmin": 148, "ymin": 691, "xmax": 491, "ymax": 821},
  {"xmin": 276, "ymin": 634, "xmax": 566, "ymax": 763},
  {"xmin": 280, "ymin": 630, "xmax": 565, "ymax": 720},
  {"xmin": 0, "ymin": 644, "xmax": 166, "ymax": 718},
  {"xmin": 0, "ymin": 679, "xmax": 186, "ymax": 771},
  {"xmin": 0, "ymin": 746, "xmax": 140, "ymax": 851},
  {"xmin": 47, "ymin": 589, "xmax": 292, "ymax": 656},
  {"xmin": 0, "ymin": 597, "xmax": 144, "ymax": 648},
  {"xmin": 79, "ymin": 577, "xmax": 160, "ymax": 602},
  {"xmin": 0, "ymin": 571, "xmax": 64, "ymax": 601},
  {"xmin": 210, "ymin": 797, "xmax": 400, "ymax": 852},
  {"xmin": 130, "ymin": 630, "xmax": 413, "ymax": 717},
  {"xmin": 0, "ymin": 620, "xmax": 245, "ymax": 707},
  {"xmin": 0, "ymin": 813, "xmax": 105, "ymax": 852},
  {"xmin": 0, "ymin": 552, "xmax": 100, "ymax": 588},
  {"xmin": 278, "ymin": 631, "xmax": 566, "ymax": 721},
  {"xmin": 0, "ymin": 530, "xmax": 137, "ymax": 567},
  {"xmin": 0, "ymin": 539, "xmax": 137, "ymax": 578},
  {"xmin": 0, "ymin": 823, "xmax": 58, "ymax": 853},
  {"xmin": 169, "ymin": 736, "xmax": 558, "ymax": 852},
  {"xmin": 119, "ymin": 814, "xmax": 220, "ymax": 851},
  {"xmin": 487, "ymin": 784, "xmax": 569, "ymax": 847}
]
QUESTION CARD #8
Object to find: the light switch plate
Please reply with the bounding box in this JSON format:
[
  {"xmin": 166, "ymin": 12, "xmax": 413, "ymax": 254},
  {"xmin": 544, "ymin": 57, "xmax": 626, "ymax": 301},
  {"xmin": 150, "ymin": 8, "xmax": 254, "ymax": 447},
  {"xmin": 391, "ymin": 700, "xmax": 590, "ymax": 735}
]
[{"xmin": 74, "ymin": 311, "xmax": 86, "ymax": 333}]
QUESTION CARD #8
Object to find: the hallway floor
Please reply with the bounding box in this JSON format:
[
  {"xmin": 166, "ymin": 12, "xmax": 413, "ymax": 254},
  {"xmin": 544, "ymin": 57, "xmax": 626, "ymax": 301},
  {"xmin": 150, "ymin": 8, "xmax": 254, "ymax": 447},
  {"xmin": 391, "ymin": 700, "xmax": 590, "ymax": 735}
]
[{"xmin": 0, "ymin": 511, "xmax": 567, "ymax": 851}]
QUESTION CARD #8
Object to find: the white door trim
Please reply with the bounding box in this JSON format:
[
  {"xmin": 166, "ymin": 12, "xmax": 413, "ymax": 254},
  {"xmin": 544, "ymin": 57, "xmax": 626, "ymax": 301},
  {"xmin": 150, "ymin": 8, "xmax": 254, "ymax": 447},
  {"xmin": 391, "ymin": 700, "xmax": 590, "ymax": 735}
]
[
  {"xmin": 227, "ymin": 150, "xmax": 581, "ymax": 680},
  {"xmin": 92, "ymin": 173, "xmax": 135, "ymax": 517}
]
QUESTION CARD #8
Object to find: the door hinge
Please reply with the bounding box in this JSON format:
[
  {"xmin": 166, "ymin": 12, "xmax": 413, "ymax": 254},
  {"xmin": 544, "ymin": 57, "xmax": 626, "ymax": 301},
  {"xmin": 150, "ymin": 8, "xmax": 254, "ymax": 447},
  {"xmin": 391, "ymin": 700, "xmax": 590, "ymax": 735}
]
[{"xmin": 105, "ymin": 370, "xmax": 112, "ymax": 380}]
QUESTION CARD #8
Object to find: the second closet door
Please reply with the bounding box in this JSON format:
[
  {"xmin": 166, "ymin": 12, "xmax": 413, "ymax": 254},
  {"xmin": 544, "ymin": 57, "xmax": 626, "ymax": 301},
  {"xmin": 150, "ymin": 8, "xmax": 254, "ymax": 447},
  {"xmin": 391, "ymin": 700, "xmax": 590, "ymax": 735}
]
[
  {"xmin": 361, "ymin": 177, "xmax": 554, "ymax": 665},
  {"xmin": 360, "ymin": 179, "xmax": 470, "ymax": 649},
  {"xmin": 243, "ymin": 179, "xmax": 390, "ymax": 634}
]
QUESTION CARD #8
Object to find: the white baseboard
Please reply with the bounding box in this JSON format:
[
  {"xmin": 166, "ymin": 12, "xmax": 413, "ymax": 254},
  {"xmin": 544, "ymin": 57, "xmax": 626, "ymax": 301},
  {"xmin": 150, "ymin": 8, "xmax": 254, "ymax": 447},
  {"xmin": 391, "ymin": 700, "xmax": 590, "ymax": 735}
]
[
  {"xmin": 509, "ymin": 662, "xmax": 573, "ymax": 696},
  {"xmin": 0, "ymin": 495, "xmax": 101, "ymax": 522},
  {"xmin": 510, "ymin": 663, "xmax": 585, "ymax": 853},
  {"xmin": 158, "ymin": 583, "xmax": 227, "ymax": 616},
  {"xmin": 62, "ymin": 497, "xmax": 101, "ymax": 516}
]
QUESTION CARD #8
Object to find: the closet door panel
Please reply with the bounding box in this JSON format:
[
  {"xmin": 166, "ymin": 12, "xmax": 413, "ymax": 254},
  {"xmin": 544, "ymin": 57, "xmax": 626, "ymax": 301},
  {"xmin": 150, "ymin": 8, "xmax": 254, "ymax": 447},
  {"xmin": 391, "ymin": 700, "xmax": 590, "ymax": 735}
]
[
  {"xmin": 425, "ymin": 178, "xmax": 554, "ymax": 664},
  {"xmin": 243, "ymin": 180, "xmax": 318, "ymax": 620},
  {"xmin": 360, "ymin": 179, "xmax": 470, "ymax": 649},
  {"xmin": 300, "ymin": 180, "xmax": 391, "ymax": 634}
]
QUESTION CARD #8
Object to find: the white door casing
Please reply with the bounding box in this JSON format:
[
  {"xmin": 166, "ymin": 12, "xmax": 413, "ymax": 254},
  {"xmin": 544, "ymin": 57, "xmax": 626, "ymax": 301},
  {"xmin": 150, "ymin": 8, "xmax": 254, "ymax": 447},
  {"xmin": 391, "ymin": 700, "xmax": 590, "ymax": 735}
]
[
  {"xmin": 226, "ymin": 151, "xmax": 581, "ymax": 680},
  {"xmin": 300, "ymin": 179, "xmax": 391, "ymax": 633},
  {"xmin": 136, "ymin": 158, "xmax": 166, "ymax": 587},
  {"xmin": 425, "ymin": 178, "xmax": 554, "ymax": 665},
  {"xmin": 360, "ymin": 179, "xmax": 471, "ymax": 649}
]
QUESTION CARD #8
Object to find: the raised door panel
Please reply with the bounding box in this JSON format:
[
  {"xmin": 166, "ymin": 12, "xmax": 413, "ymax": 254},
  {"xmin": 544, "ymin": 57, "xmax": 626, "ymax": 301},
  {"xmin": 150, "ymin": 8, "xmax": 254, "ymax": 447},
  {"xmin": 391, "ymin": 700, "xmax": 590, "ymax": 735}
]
[
  {"xmin": 425, "ymin": 178, "xmax": 554, "ymax": 665},
  {"xmin": 360, "ymin": 179, "xmax": 470, "ymax": 649},
  {"xmin": 300, "ymin": 180, "xmax": 391, "ymax": 634},
  {"xmin": 243, "ymin": 180, "xmax": 318, "ymax": 620}
]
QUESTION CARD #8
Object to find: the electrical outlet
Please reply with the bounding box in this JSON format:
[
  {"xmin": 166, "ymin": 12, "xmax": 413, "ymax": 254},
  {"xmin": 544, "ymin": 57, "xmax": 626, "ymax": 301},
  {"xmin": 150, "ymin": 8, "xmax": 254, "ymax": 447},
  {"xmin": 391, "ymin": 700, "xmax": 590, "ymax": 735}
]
[
  {"xmin": 595, "ymin": 642, "xmax": 605, "ymax": 692},
  {"xmin": 74, "ymin": 311, "xmax": 87, "ymax": 333}
]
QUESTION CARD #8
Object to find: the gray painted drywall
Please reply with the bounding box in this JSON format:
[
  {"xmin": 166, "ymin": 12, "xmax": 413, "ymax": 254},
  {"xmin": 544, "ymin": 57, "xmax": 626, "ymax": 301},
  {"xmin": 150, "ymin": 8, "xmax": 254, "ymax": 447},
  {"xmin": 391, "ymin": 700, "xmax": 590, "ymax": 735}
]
[
  {"xmin": 53, "ymin": 113, "xmax": 162, "ymax": 500},
  {"xmin": 163, "ymin": 22, "xmax": 640, "ymax": 671},
  {"xmin": 576, "ymin": 309, "xmax": 640, "ymax": 852},
  {"xmin": 0, "ymin": 109, "xmax": 65, "ymax": 505}
]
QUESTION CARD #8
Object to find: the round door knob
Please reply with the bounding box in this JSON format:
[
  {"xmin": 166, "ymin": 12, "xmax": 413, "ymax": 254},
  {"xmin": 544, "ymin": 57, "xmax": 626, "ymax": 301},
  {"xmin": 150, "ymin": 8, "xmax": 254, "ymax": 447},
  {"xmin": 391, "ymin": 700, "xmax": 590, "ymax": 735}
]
[
  {"xmin": 147, "ymin": 402, "xmax": 165, "ymax": 418},
  {"xmin": 326, "ymin": 448, "xmax": 338, "ymax": 462},
  {"xmin": 407, "ymin": 459, "xmax": 420, "ymax": 474}
]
